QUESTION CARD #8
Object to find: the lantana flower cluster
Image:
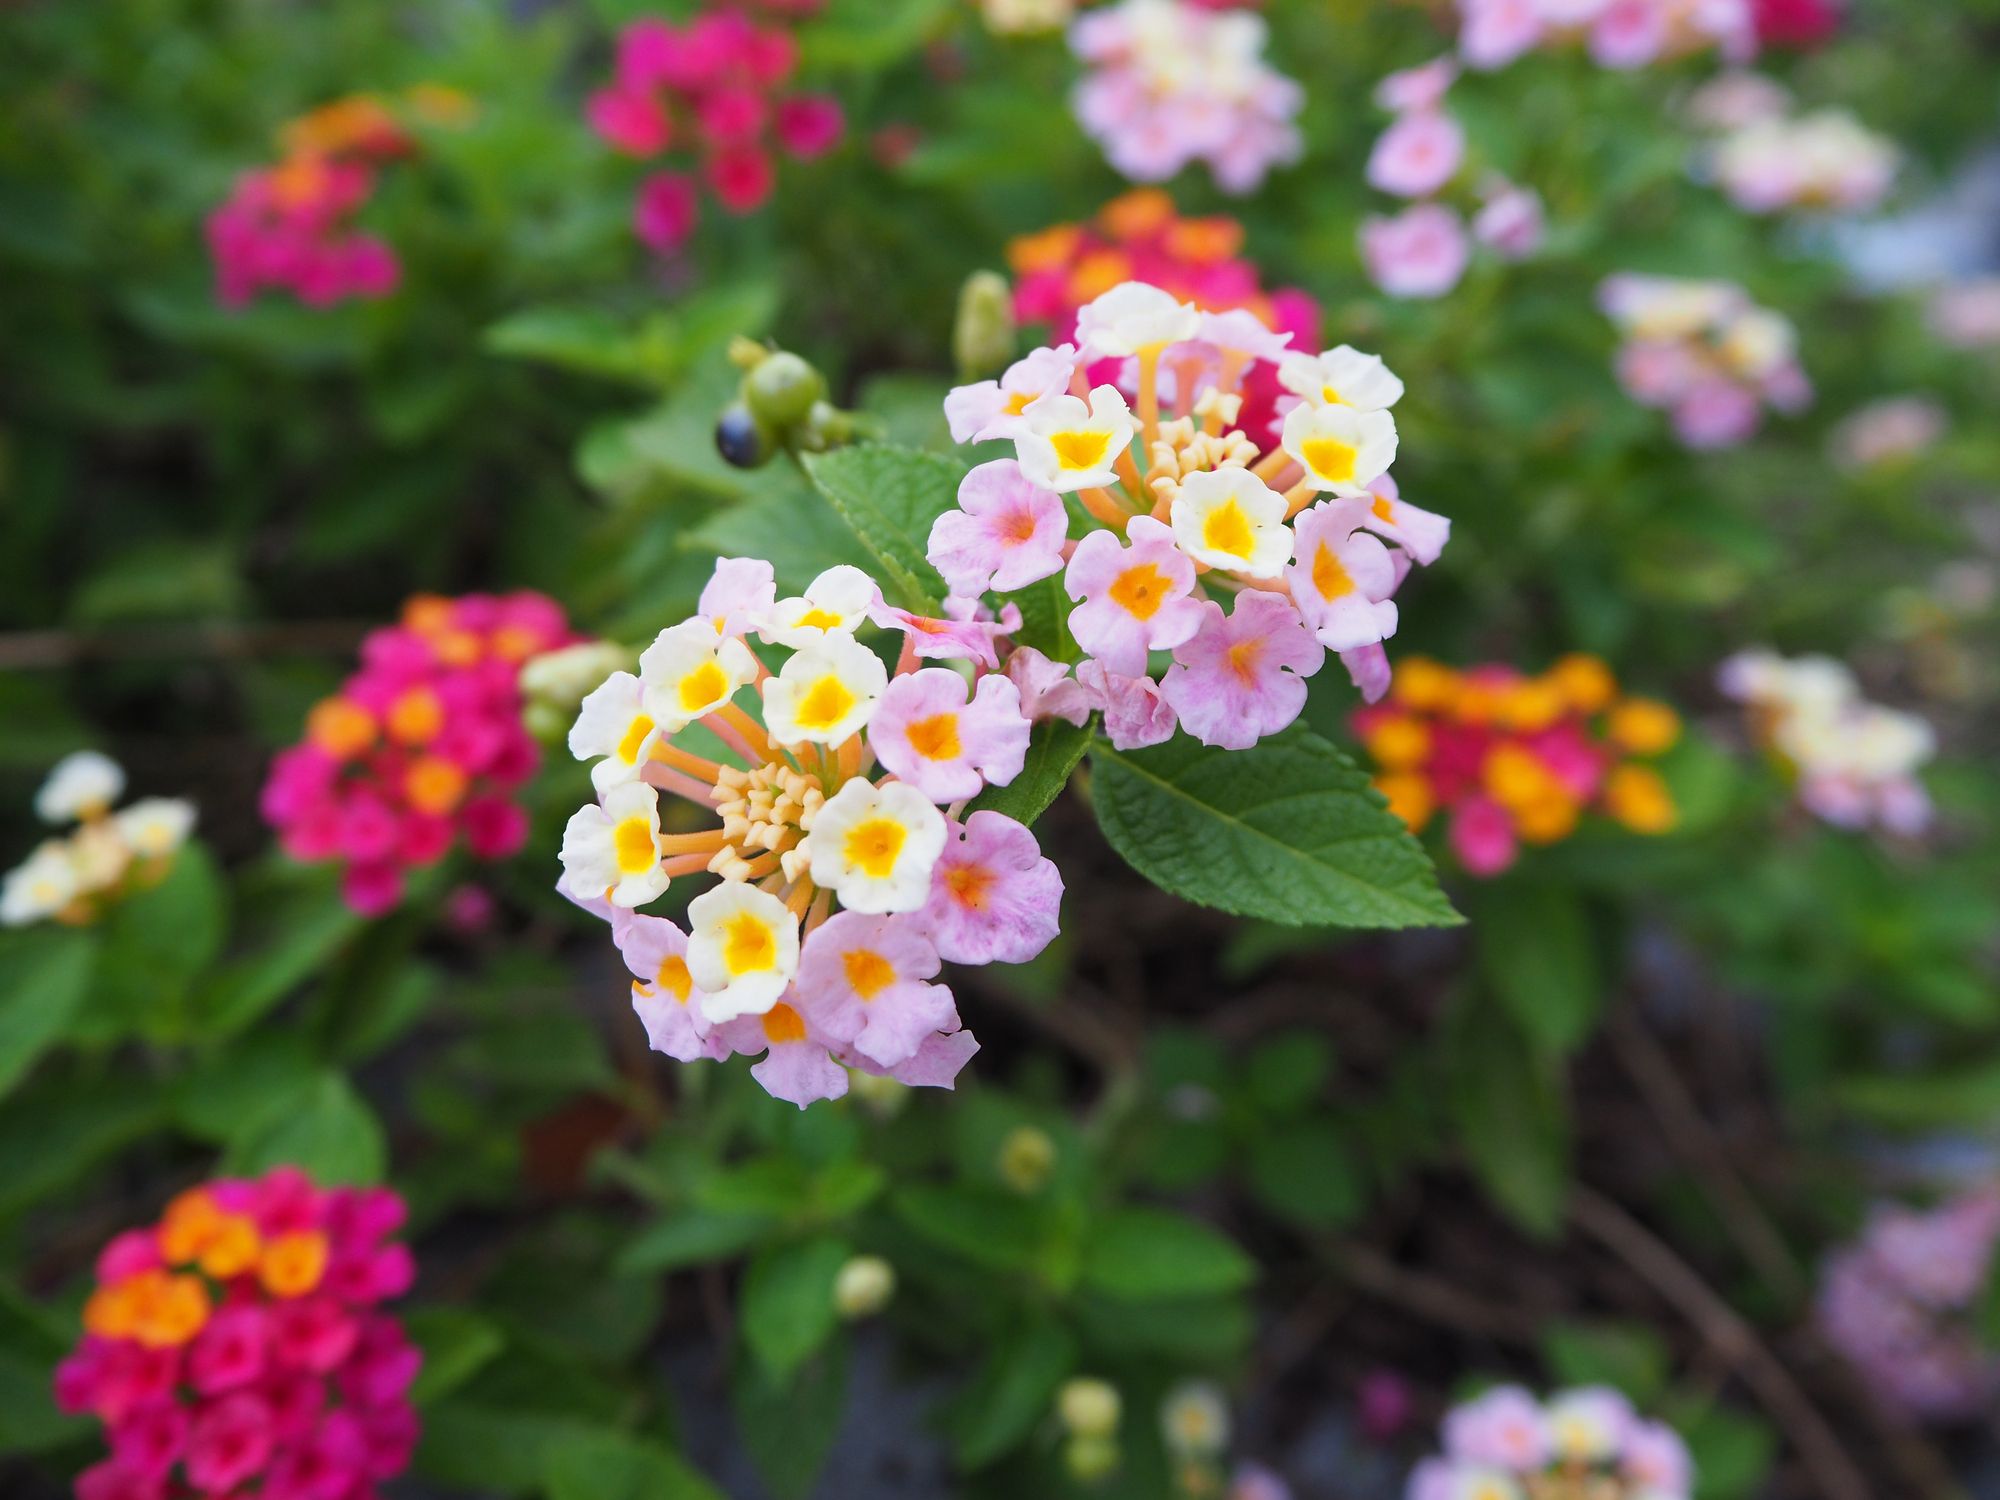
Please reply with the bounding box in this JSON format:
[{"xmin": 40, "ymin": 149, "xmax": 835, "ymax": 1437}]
[
  {"xmin": 206, "ymin": 89, "xmax": 470, "ymax": 308},
  {"xmin": 1361, "ymin": 57, "xmax": 1544, "ymax": 300},
  {"xmin": 1458, "ymin": 0, "xmax": 1755, "ymax": 72},
  {"xmin": 1687, "ymin": 75, "xmax": 1897, "ymax": 216},
  {"xmin": 263, "ymin": 593, "xmax": 576, "ymax": 916},
  {"xmin": 1353, "ymin": 655, "xmax": 1682, "ymax": 877},
  {"xmin": 585, "ymin": 4, "xmax": 844, "ymax": 256},
  {"xmin": 1817, "ymin": 1186, "xmax": 2000, "ymax": 1422},
  {"xmin": 557, "ymin": 557, "xmax": 1062, "ymax": 1108},
  {"xmin": 1069, "ymin": 0, "xmax": 1303, "ymax": 194},
  {"xmin": 1, "ymin": 753, "xmax": 196, "ymax": 928},
  {"xmin": 938, "ymin": 280, "xmax": 1450, "ymax": 740},
  {"xmin": 1717, "ymin": 649, "xmax": 1934, "ymax": 835},
  {"xmin": 54, "ymin": 1168, "xmax": 419, "ymax": 1500},
  {"xmin": 1598, "ymin": 274, "xmax": 1810, "ymax": 449},
  {"xmin": 1408, "ymin": 1385, "xmax": 1695, "ymax": 1500},
  {"xmin": 1006, "ymin": 190, "xmax": 1321, "ymax": 438}
]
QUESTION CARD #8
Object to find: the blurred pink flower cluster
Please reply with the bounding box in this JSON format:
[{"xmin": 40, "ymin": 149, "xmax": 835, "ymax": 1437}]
[
  {"xmin": 1069, "ymin": 0, "xmax": 1303, "ymax": 194},
  {"xmin": 205, "ymin": 93, "xmax": 454, "ymax": 308},
  {"xmin": 1687, "ymin": 74, "xmax": 1897, "ymax": 216},
  {"xmin": 1818, "ymin": 1187, "xmax": 2000, "ymax": 1421},
  {"xmin": 1408, "ymin": 1385, "xmax": 1694, "ymax": 1500},
  {"xmin": 55, "ymin": 1168, "xmax": 419, "ymax": 1500},
  {"xmin": 1360, "ymin": 57, "xmax": 1544, "ymax": 300},
  {"xmin": 263, "ymin": 592, "xmax": 577, "ymax": 915},
  {"xmin": 1458, "ymin": 0, "xmax": 1756, "ymax": 71},
  {"xmin": 586, "ymin": 4, "xmax": 844, "ymax": 255},
  {"xmin": 1598, "ymin": 274, "xmax": 1809, "ymax": 448}
]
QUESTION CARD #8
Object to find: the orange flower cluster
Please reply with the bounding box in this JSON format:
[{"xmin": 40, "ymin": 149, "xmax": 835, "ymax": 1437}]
[{"xmin": 1353, "ymin": 654, "xmax": 1681, "ymax": 876}]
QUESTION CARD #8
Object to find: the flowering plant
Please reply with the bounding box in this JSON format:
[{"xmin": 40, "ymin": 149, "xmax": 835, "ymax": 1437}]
[
  {"xmin": 1408, "ymin": 1384, "xmax": 1695, "ymax": 1500},
  {"xmin": 557, "ymin": 556, "xmax": 1058, "ymax": 1107},
  {"xmin": 55, "ymin": 1168, "xmax": 419, "ymax": 1500},
  {"xmin": 1686, "ymin": 74, "xmax": 1897, "ymax": 216},
  {"xmin": 1599, "ymin": 274, "xmax": 1810, "ymax": 448},
  {"xmin": 1, "ymin": 753, "xmax": 197, "ymax": 929},
  {"xmin": 1353, "ymin": 655, "xmax": 1681, "ymax": 877},
  {"xmin": 586, "ymin": 4, "xmax": 843, "ymax": 255},
  {"xmin": 262, "ymin": 593, "xmax": 577, "ymax": 914},
  {"xmin": 1458, "ymin": 0, "xmax": 1756, "ymax": 72}
]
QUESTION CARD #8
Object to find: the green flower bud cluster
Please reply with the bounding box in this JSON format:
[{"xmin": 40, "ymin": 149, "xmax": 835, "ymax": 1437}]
[{"xmin": 715, "ymin": 338, "xmax": 876, "ymax": 469}]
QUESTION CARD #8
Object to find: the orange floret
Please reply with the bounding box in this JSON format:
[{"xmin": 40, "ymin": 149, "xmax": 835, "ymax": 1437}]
[
  {"xmin": 1548, "ymin": 653, "xmax": 1617, "ymax": 715},
  {"xmin": 386, "ymin": 686, "xmax": 445, "ymax": 746},
  {"xmin": 1374, "ymin": 772, "xmax": 1435, "ymax": 833},
  {"xmin": 307, "ymin": 698, "xmax": 377, "ymax": 760},
  {"xmin": 1605, "ymin": 764, "xmax": 1677, "ymax": 834},
  {"xmin": 1608, "ymin": 697, "xmax": 1682, "ymax": 755},
  {"xmin": 404, "ymin": 756, "xmax": 469, "ymax": 816},
  {"xmin": 259, "ymin": 1230, "xmax": 331, "ymax": 1299}
]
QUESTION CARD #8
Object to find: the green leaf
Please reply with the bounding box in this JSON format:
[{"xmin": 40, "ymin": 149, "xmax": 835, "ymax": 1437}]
[
  {"xmin": 616, "ymin": 1209, "xmax": 773, "ymax": 1275},
  {"xmin": 1247, "ymin": 1121, "xmax": 1363, "ymax": 1229},
  {"xmin": 407, "ymin": 1307, "xmax": 507, "ymax": 1407},
  {"xmin": 224, "ymin": 1070, "xmax": 386, "ymax": 1185},
  {"xmin": 1674, "ymin": 1402, "xmax": 1776, "ymax": 1500},
  {"xmin": 542, "ymin": 1428, "xmax": 723, "ymax": 1500},
  {"xmin": 966, "ymin": 719, "xmax": 1091, "ymax": 827},
  {"xmin": 731, "ymin": 1332, "xmax": 848, "ymax": 1500},
  {"xmin": 892, "ymin": 1184, "xmax": 1047, "ymax": 1276},
  {"xmin": 1079, "ymin": 1207, "xmax": 1254, "ymax": 1302},
  {"xmin": 1541, "ymin": 1321, "xmax": 1670, "ymax": 1403},
  {"xmin": 740, "ymin": 1235, "xmax": 850, "ymax": 1383},
  {"xmin": 0, "ymin": 926, "xmax": 95, "ymax": 1100},
  {"xmin": 1243, "ymin": 1032, "xmax": 1332, "ymax": 1117},
  {"xmin": 947, "ymin": 1314, "xmax": 1077, "ymax": 1468},
  {"xmin": 87, "ymin": 843, "xmax": 227, "ymax": 1042},
  {"xmin": 1446, "ymin": 994, "xmax": 1571, "ymax": 1237},
  {"xmin": 1835, "ymin": 1056, "xmax": 2000, "ymax": 1128},
  {"xmin": 800, "ymin": 443, "xmax": 967, "ymax": 612},
  {"xmin": 1471, "ymin": 877, "xmax": 1602, "ymax": 1056},
  {"xmin": 485, "ymin": 306, "xmax": 681, "ymax": 388},
  {"xmin": 190, "ymin": 874, "xmax": 360, "ymax": 1038},
  {"xmin": 1090, "ymin": 726, "xmax": 1461, "ymax": 929}
]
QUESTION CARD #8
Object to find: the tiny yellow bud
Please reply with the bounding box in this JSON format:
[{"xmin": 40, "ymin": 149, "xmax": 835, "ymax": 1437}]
[
  {"xmin": 1058, "ymin": 1377, "xmax": 1123, "ymax": 1440},
  {"xmin": 997, "ymin": 1124, "xmax": 1057, "ymax": 1194},
  {"xmin": 833, "ymin": 1255, "xmax": 896, "ymax": 1320}
]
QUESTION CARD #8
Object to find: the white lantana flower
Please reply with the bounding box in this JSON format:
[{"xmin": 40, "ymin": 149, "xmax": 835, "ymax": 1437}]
[
  {"xmin": 560, "ymin": 781, "xmax": 670, "ymax": 908},
  {"xmin": 762, "ymin": 634, "xmax": 888, "ymax": 746},
  {"xmin": 638, "ymin": 621, "xmax": 759, "ymax": 735},
  {"xmin": 684, "ymin": 882, "xmax": 800, "ymax": 1021},
  {"xmin": 1282, "ymin": 402, "xmax": 1399, "ymax": 497},
  {"xmin": 804, "ymin": 779, "xmax": 947, "ymax": 915},
  {"xmin": 112, "ymin": 798, "xmax": 196, "ymax": 861},
  {"xmin": 1277, "ymin": 346, "xmax": 1405, "ymax": 412},
  {"xmin": 1016, "ymin": 386, "xmax": 1140, "ymax": 492},
  {"xmin": 0, "ymin": 842, "xmax": 80, "ymax": 926},
  {"xmin": 1169, "ymin": 467, "xmax": 1293, "ymax": 577},
  {"xmin": 36, "ymin": 751, "xmax": 125, "ymax": 825},
  {"xmin": 1075, "ymin": 281, "xmax": 1202, "ymax": 358},
  {"xmin": 569, "ymin": 672, "xmax": 662, "ymax": 793},
  {"xmin": 761, "ymin": 565, "xmax": 882, "ymax": 650}
]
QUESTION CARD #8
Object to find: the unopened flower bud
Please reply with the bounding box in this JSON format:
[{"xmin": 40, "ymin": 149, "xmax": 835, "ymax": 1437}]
[
  {"xmin": 954, "ymin": 270, "xmax": 1016, "ymax": 380},
  {"xmin": 1064, "ymin": 1434, "xmax": 1120, "ymax": 1484},
  {"xmin": 847, "ymin": 1071, "xmax": 909, "ymax": 1118},
  {"xmin": 728, "ymin": 335, "xmax": 771, "ymax": 372},
  {"xmin": 833, "ymin": 1255, "xmax": 896, "ymax": 1320},
  {"xmin": 1057, "ymin": 1376, "xmax": 1121, "ymax": 1440},
  {"xmin": 520, "ymin": 641, "xmax": 633, "ymax": 721},
  {"xmin": 998, "ymin": 1124, "xmax": 1057, "ymax": 1194},
  {"xmin": 716, "ymin": 402, "xmax": 777, "ymax": 469},
  {"xmin": 744, "ymin": 350, "xmax": 828, "ymax": 432}
]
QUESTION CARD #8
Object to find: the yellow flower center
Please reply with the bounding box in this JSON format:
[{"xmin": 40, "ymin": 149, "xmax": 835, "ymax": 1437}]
[
  {"xmin": 1321, "ymin": 384, "xmax": 1346, "ymax": 405},
  {"xmin": 1108, "ymin": 563, "xmax": 1170, "ymax": 620},
  {"xmin": 723, "ymin": 911, "xmax": 777, "ymax": 975},
  {"xmin": 795, "ymin": 674, "xmax": 858, "ymax": 733},
  {"xmin": 1371, "ymin": 494, "xmax": 1397, "ymax": 524},
  {"xmin": 1225, "ymin": 636, "xmax": 1264, "ymax": 685},
  {"xmin": 1301, "ymin": 436, "xmax": 1358, "ymax": 484},
  {"xmin": 1051, "ymin": 429, "xmax": 1113, "ymax": 471},
  {"xmin": 1311, "ymin": 542, "xmax": 1354, "ymax": 601},
  {"xmin": 905, "ymin": 712, "xmax": 962, "ymax": 761},
  {"xmin": 945, "ymin": 864, "xmax": 992, "ymax": 910},
  {"xmin": 617, "ymin": 713, "xmax": 657, "ymax": 763},
  {"xmin": 1004, "ymin": 390, "xmax": 1035, "ymax": 415},
  {"xmin": 613, "ymin": 814, "xmax": 658, "ymax": 875},
  {"xmin": 843, "ymin": 817, "xmax": 907, "ymax": 878},
  {"xmin": 762, "ymin": 1002, "xmax": 806, "ymax": 1043},
  {"xmin": 794, "ymin": 607, "xmax": 845, "ymax": 631},
  {"xmin": 1200, "ymin": 498, "xmax": 1256, "ymax": 560},
  {"xmin": 678, "ymin": 661, "xmax": 728, "ymax": 713},
  {"xmin": 842, "ymin": 948, "xmax": 897, "ymax": 1000},
  {"xmin": 657, "ymin": 955, "xmax": 693, "ymax": 1002}
]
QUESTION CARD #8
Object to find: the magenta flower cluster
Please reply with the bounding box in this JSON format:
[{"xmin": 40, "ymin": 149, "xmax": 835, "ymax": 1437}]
[
  {"xmin": 1818, "ymin": 1186, "xmax": 2000, "ymax": 1421},
  {"xmin": 1069, "ymin": 0, "xmax": 1303, "ymax": 194},
  {"xmin": 262, "ymin": 592, "xmax": 577, "ymax": 915},
  {"xmin": 585, "ymin": 4, "xmax": 844, "ymax": 255},
  {"xmin": 1361, "ymin": 57, "xmax": 1544, "ymax": 300},
  {"xmin": 54, "ymin": 1168, "xmax": 419, "ymax": 1500},
  {"xmin": 1408, "ymin": 1384, "xmax": 1694, "ymax": 1499}
]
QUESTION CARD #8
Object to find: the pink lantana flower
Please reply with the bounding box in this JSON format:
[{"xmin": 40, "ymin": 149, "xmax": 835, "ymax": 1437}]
[
  {"xmin": 922, "ymin": 812, "xmax": 1064, "ymax": 966},
  {"xmin": 869, "ymin": 669, "xmax": 1032, "ymax": 803},
  {"xmin": 1064, "ymin": 516, "xmax": 1205, "ymax": 676},
  {"xmin": 1366, "ymin": 111, "xmax": 1466, "ymax": 199},
  {"xmin": 698, "ymin": 555, "xmax": 777, "ymax": 639},
  {"xmin": 872, "ymin": 596, "xmax": 1023, "ymax": 670},
  {"xmin": 1075, "ymin": 660, "xmax": 1179, "ymax": 750},
  {"xmin": 613, "ymin": 911, "xmax": 729, "ymax": 1063},
  {"xmin": 1006, "ymin": 647, "xmax": 1095, "ymax": 728},
  {"xmin": 1286, "ymin": 501, "xmax": 1404, "ymax": 651},
  {"xmin": 1443, "ymin": 1384, "xmax": 1553, "ymax": 1469},
  {"xmin": 713, "ymin": 1001, "xmax": 850, "ymax": 1108},
  {"xmin": 1356, "ymin": 474, "xmax": 1451, "ymax": 567},
  {"xmin": 927, "ymin": 459, "xmax": 1071, "ymax": 596},
  {"xmin": 944, "ymin": 346, "xmax": 1082, "ymax": 445},
  {"xmin": 1360, "ymin": 204, "xmax": 1471, "ymax": 299},
  {"xmin": 1159, "ymin": 592, "xmax": 1323, "ymax": 750},
  {"xmin": 795, "ymin": 911, "xmax": 958, "ymax": 1068}
]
